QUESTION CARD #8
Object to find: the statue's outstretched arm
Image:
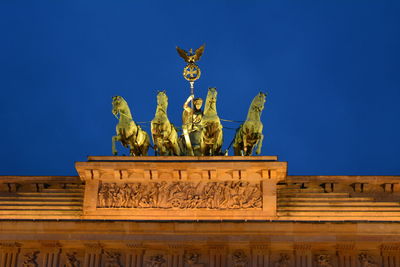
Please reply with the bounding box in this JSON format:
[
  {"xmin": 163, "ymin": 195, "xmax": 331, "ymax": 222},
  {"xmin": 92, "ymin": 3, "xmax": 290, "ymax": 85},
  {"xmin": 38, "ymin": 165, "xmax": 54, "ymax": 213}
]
[{"xmin": 183, "ymin": 95, "xmax": 194, "ymax": 112}]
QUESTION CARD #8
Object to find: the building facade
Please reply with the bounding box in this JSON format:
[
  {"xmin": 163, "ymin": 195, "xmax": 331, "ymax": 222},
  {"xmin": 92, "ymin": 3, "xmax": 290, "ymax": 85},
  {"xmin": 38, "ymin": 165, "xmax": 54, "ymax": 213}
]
[{"xmin": 0, "ymin": 156, "xmax": 399, "ymax": 266}]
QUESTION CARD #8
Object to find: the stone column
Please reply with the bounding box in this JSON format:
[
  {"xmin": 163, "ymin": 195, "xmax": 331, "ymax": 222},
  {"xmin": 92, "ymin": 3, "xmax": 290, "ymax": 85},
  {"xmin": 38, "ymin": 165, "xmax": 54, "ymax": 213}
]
[
  {"xmin": 167, "ymin": 244, "xmax": 185, "ymax": 267},
  {"xmin": 40, "ymin": 242, "xmax": 61, "ymax": 267},
  {"xmin": 0, "ymin": 242, "xmax": 20, "ymax": 267},
  {"xmin": 262, "ymin": 180, "xmax": 277, "ymax": 217},
  {"xmin": 84, "ymin": 243, "xmax": 103, "ymax": 267},
  {"xmin": 62, "ymin": 251, "xmax": 81, "ymax": 267},
  {"xmin": 294, "ymin": 244, "xmax": 312, "ymax": 267},
  {"xmin": 125, "ymin": 244, "xmax": 145, "ymax": 267},
  {"xmin": 208, "ymin": 245, "xmax": 227, "ymax": 267},
  {"xmin": 336, "ymin": 244, "xmax": 356, "ymax": 267},
  {"xmin": 82, "ymin": 172, "xmax": 100, "ymax": 215},
  {"xmin": 261, "ymin": 167, "xmax": 285, "ymax": 217},
  {"xmin": 251, "ymin": 244, "xmax": 269, "ymax": 267},
  {"xmin": 381, "ymin": 244, "xmax": 400, "ymax": 267}
]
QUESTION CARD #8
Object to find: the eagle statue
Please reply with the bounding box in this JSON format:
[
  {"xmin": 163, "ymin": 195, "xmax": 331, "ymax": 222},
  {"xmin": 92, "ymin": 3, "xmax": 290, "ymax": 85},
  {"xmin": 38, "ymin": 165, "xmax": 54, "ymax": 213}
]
[{"xmin": 176, "ymin": 44, "xmax": 205, "ymax": 64}]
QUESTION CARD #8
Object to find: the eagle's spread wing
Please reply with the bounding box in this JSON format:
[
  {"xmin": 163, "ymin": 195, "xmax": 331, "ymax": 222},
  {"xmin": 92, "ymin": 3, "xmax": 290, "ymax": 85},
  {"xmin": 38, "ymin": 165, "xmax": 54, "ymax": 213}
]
[
  {"xmin": 176, "ymin": 46, "xmax": 189, "ymax": 63},
  {"xmin": 194, "ymin": 44, "xmax": 205, "ymax": 62}
]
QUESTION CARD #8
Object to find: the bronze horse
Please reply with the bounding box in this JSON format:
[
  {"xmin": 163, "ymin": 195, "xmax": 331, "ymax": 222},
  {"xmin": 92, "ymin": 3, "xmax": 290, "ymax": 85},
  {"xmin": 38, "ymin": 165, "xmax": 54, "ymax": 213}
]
[
  {"xmin": 200, "ymin": 87, "xmax": 223, "ymax": 156},
  {"xmin": 112, "ymin": 96, "xmax": 150, "ymax": 156},
  {"xmin": 233, "ymin": 92, "xmax": 266, "ymax": 156},
  {"xmin": 151, "ymin": 91, "xmax": 180, "ymax": 156}
]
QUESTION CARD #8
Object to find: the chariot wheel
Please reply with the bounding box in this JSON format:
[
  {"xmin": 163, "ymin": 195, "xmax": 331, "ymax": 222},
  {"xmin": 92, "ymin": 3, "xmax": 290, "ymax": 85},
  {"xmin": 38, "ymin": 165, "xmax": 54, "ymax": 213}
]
[{"xmin": 170, "ymin": 198, "xmax": 181, "ymax": 208}]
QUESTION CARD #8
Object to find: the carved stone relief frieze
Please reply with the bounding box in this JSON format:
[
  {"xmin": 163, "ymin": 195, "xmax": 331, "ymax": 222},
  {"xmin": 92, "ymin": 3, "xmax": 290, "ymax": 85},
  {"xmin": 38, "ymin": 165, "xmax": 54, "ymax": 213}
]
[
  {"xmin": 104, "ymin": 251, "xmax": 122, "ymax": 267},
  {"xmin": 5, "ymin": 244, "xmax": 397, "ymax": 267},
  {"xmin": 359, "ymin": 253, "xmax": 379, "ymax": 267},
  {"xmin": 22, "ymin": 251, "xmax": 39, "ymax": 267},
  {"xmin": 315, "ymin": 254, "xmax": 333, "ymax": 267},
  {"xmin": 97, "ymin": 181, "xmax": 262, "ymax": 209},
  {"xmin": 184, "ymin": 252, "xmax": 198, "ymax": 264},
  {"xmin": 145, "ymin": 254, "xmax": 166, "ymax": 267},
  {"xmin": 184, "ymin": 251, "xmax": 201, "ymax": 266},
  {"xmin": 274, "ymin": 254, "xmax": 290, "ymax": 267},
  {"xmin": 232, "ymin": 250, "xmax": 248, "ymax": 267},
  {"xmin": 65, "ymin": 252, "xmax": 80, "ymax": 267}
]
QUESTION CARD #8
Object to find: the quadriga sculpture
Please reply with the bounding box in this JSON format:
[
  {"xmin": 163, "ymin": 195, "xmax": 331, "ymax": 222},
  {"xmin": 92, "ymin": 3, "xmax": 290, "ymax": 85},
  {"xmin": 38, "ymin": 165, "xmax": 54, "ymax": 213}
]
[
  {"xmin": 151, "ymin": 91, "xmax": 180, "ymax": 156},
  {"xmin": 233, "ymin": 92, "xmax": 266, "ymax": 156},
  {"xmin": 111, "ymin": 96, "xmax": 150, "ymax": 156},
  {"xmin": 200, "ymin": 87, "xmax": 223, "ymax": 155}
]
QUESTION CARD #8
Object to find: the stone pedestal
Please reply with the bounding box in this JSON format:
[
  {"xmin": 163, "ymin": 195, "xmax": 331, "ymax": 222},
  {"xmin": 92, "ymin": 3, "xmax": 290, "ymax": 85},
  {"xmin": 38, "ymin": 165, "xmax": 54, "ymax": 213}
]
[{"xmin": 75, "ymin": 156, "xmax": 287, "ymax": 221}]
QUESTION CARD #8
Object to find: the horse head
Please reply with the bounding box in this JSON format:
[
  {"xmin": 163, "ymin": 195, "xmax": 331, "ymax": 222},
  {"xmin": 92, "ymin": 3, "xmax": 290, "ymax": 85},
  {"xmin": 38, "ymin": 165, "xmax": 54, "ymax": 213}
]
[
  {"xmin": 251, "ymin": 92, "xmax": 266, "ymax": 112},
  {"xmin": 112, "ymin": 96, "xmax": 124, "ymax": 116},
  {"xmin": 205, "ymin": 87, "xmax": 218, "ymax": 113},
  {"xmin": 112, "ymin": 95, "xmax": 132, "ymax": 119},
  {"xmin": 156, "ymin": 90, "xmax": 168, "ymax": 110}
]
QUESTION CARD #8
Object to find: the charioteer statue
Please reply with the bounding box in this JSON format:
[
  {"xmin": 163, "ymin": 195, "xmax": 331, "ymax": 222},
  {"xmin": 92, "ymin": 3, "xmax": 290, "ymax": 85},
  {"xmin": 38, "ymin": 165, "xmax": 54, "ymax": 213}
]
[
  {"xmin": 176, "ymin": 44, "xmax": 205, "ymax": 156},
  {"xmin": 182, "ymin": 94, "xmax": 203, "ymax": 156}
]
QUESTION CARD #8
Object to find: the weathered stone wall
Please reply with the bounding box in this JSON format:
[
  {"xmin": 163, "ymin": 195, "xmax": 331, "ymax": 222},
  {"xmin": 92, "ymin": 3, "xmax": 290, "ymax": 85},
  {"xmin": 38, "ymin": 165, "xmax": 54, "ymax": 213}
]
[{"xmin": 0, "ymin": 221, "xmax": 400, "ymax": 266}]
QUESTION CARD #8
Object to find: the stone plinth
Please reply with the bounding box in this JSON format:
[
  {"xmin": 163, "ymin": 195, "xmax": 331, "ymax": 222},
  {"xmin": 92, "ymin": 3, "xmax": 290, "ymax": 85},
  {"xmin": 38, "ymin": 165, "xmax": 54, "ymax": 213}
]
[{"xmin": 75, "ymin": 156, "xmax": 287, "ymax": 220}]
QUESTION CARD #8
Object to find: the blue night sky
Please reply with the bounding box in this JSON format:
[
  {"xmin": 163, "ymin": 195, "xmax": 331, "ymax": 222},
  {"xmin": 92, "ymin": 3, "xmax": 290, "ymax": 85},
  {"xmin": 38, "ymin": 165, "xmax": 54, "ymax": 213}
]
[{"xmin": 0, "ymin": 1, "xmax": 399, "ymax": 176}]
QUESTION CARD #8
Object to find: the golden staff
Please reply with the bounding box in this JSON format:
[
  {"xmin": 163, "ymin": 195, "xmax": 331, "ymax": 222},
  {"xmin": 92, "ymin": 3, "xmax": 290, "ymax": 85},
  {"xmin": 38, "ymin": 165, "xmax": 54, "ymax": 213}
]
[{"xmin": 176, "ymin": 44, "xmax": 205, "ymax": 155}]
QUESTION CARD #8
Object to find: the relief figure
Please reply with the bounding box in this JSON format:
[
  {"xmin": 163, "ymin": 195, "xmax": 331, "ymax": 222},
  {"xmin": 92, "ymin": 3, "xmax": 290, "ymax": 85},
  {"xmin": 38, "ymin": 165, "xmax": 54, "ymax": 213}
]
[
  {"xmin": 315, "ymin": 254, "xmax": 332, "ymax": 267},
  {"xmin": 359, "ymin": 253, "xmax": 378, "ymax": 267},
  {"xmin": 145, "ymin": 254, "xmax": 166, "ymax": 267},
  {"xmin": 65, "ymin": 252, "xmax": 80, "ymax": 267},
  {"xmin": 232, "ymin": 250, "xmax": 248, "ymax": 267},
  {"xmin": 22, "ymin": 252, "xmax": 38, "ymax": 267},
  {"xmin": 97, "ymin": 181, "xmax": 262, "ymax": 210},
  {"xmin": 274, "ymin": 254, "xmax": 290, "ymax": 267}
]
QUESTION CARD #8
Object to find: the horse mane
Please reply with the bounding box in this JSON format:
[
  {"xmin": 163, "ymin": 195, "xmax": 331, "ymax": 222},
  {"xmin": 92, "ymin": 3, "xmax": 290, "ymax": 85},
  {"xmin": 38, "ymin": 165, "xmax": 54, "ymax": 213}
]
[
  {"xmin": 246, "ymin": 93, "xmax": 265, "ymax": 121},
  {"xmin": 156, "ymin": 92, "xmax": 169, "ymax": 112},
  {"xmin": 114, "ymin": 96, "xmax": 133, "ymax": 120},
  {"xmin": 204, "ymin": 88, "xmax": 217, "ymax": 115}
]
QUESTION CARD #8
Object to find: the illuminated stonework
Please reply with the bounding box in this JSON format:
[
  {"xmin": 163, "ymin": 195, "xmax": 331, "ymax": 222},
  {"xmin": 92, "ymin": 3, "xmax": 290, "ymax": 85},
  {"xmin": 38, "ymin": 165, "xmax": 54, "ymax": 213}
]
[
  {"xmin": 97, "ymin": 181, "xmax": 262, "ymax": 210},
  {"xmin": 0, "ymin": 156, "xmax": 399, "ymax": 266}
]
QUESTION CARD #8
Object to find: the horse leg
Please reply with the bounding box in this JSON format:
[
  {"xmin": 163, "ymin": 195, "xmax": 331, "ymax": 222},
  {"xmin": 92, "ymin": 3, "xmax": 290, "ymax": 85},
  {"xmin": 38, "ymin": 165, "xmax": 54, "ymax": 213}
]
[
  {"xmin": 112, "ymin": 135, "xmax": 121, "ymax": 155},
  {"xmin": 242, "ymin": 134, "xmax": 248, "ymax": 156},
  {"xmin": 255, "ymin": 134, "xmax": 264, "ymax": 155},
  {"xmin": 153, "ymin": 138, "xmax": 162, "ymax": 155},
  {"xmin": 191, "ymin": 130, "xmax": 203, "ymax": 156},
  {"xmin": 128, "ymin": 139, "xmax": 138, "ymax": 156},
  {"xmin": 178, "ymin": 136, "xmax": 186, "ymax": 156},
  {"xmin": 153, "ymin": 136, "xmax": 160, "ymax": 156},
  {"xmin": 199, "ymin": 132, "xmax": 206, "ymax": 156},
  {"xmin": 247, "ymin": 144, "xmax": 253, "ymax": 156},
  {"xmin": 156, "ymin": 142, "xmax": 165, "ymax": 156},
  {"xmin": 129, "ymin": 146, "xmax": 136, "ymax": 156},
  {"xmin": 145, "ymin": 133, "xmax": 151, "ymax": 156},
  {"xmin": 172, "ymin": 141, "xmax": 181, "ymax": 156},
  {"xmin": 142, "ymin": 145, "xmax": 149, "ymax": 156},
  {"xmin": 232, "ymin": 132, "xmax": 240, "ymax": 156},
  {"xmin": 171, "ymin": 135, "xmax": 181, "ymax": 156},
  {"xmin": 141, "ymin": 136, "xmax": 150, "ymax": 156},
  {"xmin": 214, "ymin": 129, "xmax": 223, "ymax": 155}
]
